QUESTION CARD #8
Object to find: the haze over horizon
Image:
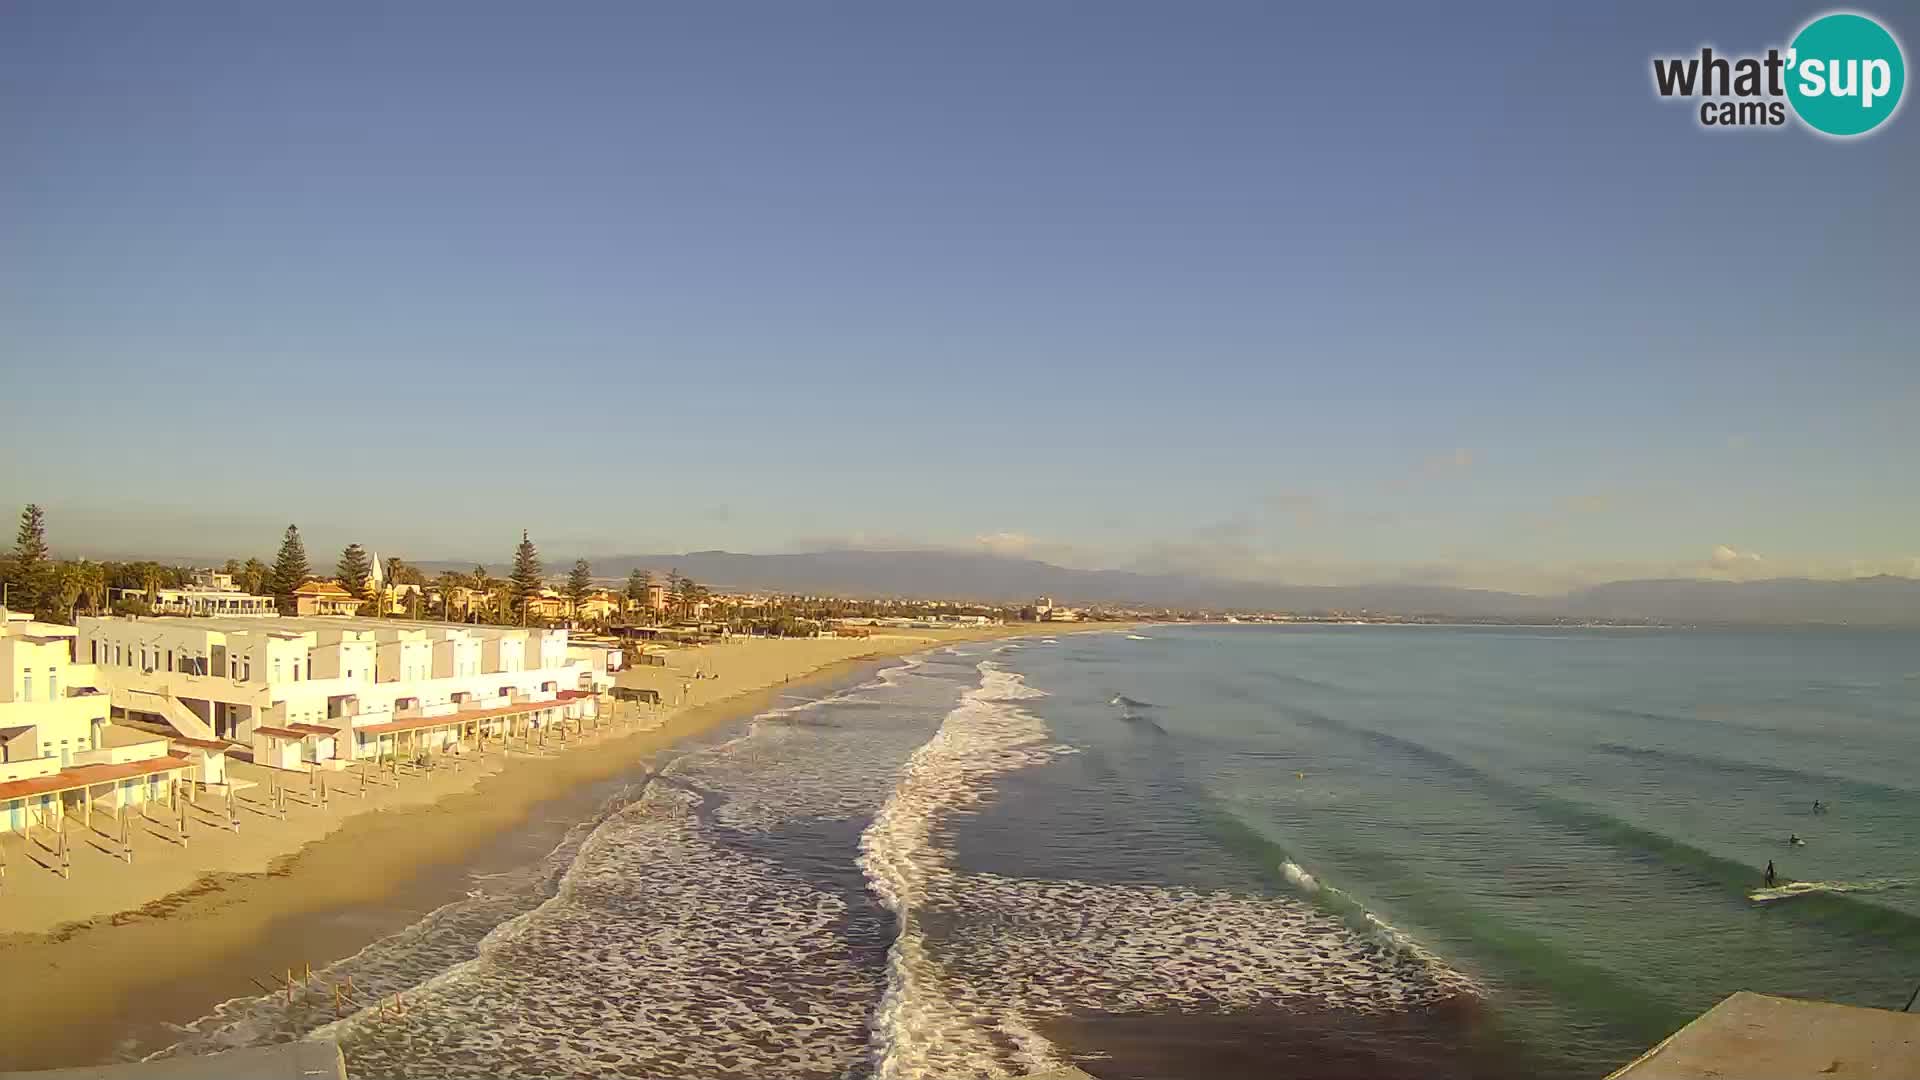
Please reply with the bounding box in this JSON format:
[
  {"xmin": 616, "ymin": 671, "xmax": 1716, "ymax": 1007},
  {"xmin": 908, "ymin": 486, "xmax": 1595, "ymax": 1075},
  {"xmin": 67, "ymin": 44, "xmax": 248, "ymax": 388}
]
[{"xmin": 4, "ymin": 2, "xmax": 1915, "ymax": 594}]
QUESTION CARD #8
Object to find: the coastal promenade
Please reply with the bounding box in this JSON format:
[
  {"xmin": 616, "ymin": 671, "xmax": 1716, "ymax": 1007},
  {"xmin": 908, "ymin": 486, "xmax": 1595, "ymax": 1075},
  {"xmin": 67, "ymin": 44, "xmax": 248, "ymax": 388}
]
[{"xmin": 0, "ymin": 623, "xmax": 1122, "ymax": 1073}]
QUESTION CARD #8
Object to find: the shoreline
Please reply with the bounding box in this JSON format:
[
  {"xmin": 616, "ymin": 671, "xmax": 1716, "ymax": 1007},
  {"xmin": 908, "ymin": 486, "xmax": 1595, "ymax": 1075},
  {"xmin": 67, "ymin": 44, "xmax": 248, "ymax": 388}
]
[{"xmin": 0, "ymin": 623, "xmax": 1122, "ymax": 1073}]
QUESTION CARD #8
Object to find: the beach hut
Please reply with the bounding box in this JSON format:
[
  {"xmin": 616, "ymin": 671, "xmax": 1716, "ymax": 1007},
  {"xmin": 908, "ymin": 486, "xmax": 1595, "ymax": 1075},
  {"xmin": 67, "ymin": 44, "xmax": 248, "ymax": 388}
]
[
  {"xmin": 169, "ymin": 735, "xmax": 233, "ymax": 788},
  {"xmin": 251, "ymin": 726, "xmax": 311, "ymax": 772},
  {"xmin": 289, "ymin": 723, "xmax": 339, "ymax": 765}
]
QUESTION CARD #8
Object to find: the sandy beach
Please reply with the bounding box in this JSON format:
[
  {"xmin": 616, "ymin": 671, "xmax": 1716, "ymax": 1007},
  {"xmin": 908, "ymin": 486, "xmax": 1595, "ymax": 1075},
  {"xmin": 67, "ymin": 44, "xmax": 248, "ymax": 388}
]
[{"xmin": 0, "ymin": 624, "xmax": 1116, "ymax": 1072}]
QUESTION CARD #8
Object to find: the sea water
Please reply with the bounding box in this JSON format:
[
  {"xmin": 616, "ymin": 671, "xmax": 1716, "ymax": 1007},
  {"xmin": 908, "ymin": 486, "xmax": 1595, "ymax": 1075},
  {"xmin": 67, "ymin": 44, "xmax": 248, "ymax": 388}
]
[{"xmin": 148, "ymin": 626, "xmax": 1920, "ymax": 1078}]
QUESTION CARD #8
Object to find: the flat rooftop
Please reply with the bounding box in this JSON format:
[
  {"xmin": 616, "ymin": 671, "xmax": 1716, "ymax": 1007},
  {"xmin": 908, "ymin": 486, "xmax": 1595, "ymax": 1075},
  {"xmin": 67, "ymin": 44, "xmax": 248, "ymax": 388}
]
[
  {"xmin": 1608, "ymin": 992, "xmax": 1920, "ymax": 1079},
  {"xmin": 86, "ymin": 615, "xmax": 556, "ymax": 640}
]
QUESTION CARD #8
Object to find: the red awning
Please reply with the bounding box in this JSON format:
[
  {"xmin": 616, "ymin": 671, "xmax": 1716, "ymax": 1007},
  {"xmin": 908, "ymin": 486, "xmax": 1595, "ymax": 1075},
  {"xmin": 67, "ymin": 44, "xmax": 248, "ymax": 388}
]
[{"xmin": 0, "ymin": 752, "xmax": 193, "ymax": 802}]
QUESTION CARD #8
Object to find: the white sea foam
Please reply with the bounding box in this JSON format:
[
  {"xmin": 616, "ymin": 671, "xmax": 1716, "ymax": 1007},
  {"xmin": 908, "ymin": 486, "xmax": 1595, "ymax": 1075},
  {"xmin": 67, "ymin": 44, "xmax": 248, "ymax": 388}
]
[
  {"xmin": 155, "ymin": 648, "xmax": 1476, "ymax": 1079},
  {"xmin": 861, "ymin": 661, "xmax": 1068, "ymax": 1079},
  {"xmin": 860, "ymin": 662, "xmax": 1478, "ymax": 1079},
  {"xmin": 148, "ymin": 780, "xmax": 640, "ymax": 1060},
  {"xmin": 1283, "ymin": 859, "xmax": 1320, "ymax": 893},
  {"xmin": 1126, "ymin": 634, "xmax": 1152, "ymax": 641},
  {"xmin": 322, "ymin": 784, "xmax": 889, "ymax": 1079},
  {"xmin": 150, "ymin": 654, "xmax": 954, "ymax": 1076}
]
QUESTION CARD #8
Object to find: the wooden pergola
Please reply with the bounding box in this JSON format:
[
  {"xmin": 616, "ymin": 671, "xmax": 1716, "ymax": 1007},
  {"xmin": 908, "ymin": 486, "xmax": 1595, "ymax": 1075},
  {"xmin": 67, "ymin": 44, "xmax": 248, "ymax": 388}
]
[{"xmin": 0, "ymin": 751, "xmax": 198, "ymax": 875}]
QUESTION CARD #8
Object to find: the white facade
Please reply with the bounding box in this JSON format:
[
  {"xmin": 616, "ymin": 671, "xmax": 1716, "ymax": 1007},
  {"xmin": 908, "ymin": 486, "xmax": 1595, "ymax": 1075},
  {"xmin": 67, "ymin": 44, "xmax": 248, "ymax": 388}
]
[
  {"xmin": 114, "ymin": 580, "xmax": 277, "ymax": 616},
  {"xmin": 75, "ymin": 615, "xmax": 597, "ymax": 762},
  {"xmin": 1, "ymin": 612, "xmax": 110, "ymax": 777},
  {"xmin": 1, "ymin": 610, "xmax": 194, "ymax": 833}
]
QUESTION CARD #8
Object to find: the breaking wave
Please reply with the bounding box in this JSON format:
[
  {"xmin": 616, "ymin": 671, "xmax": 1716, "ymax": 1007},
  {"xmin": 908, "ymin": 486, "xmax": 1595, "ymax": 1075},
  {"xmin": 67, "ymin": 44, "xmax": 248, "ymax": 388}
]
[{"xmin": 860, "ymin": 662, "xmax": 1478, "ymax": 1079}]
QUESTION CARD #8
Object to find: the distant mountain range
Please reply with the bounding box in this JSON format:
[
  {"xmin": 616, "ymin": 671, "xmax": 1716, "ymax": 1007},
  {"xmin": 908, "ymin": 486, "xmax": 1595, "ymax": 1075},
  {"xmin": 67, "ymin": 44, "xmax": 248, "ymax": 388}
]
[{"xmin": 414, "ymin": 549, "xmax": 1920, "ymax": 627}]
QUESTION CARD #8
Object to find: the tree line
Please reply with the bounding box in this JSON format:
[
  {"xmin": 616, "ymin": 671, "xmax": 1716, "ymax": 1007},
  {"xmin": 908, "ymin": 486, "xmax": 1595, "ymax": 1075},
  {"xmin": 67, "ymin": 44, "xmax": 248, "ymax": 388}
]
[
  {"xmin": 0, "ymin": 504, "xmax": 716, "ymax": 630},
  {"xmin": 3, "ymin": 503, "xmax": 1029, "ymax": 632}
]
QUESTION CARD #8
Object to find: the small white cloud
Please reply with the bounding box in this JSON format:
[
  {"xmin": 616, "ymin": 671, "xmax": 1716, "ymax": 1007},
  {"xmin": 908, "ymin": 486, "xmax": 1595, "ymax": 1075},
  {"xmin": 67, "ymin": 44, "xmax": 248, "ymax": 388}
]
[
  {"xmin": 1710, "ymin": 544, "xmax": 1763, "ymax": 567},
  {"xmin": 974, "ymin": 531, "xmax": 1035, "ymax": 556}
]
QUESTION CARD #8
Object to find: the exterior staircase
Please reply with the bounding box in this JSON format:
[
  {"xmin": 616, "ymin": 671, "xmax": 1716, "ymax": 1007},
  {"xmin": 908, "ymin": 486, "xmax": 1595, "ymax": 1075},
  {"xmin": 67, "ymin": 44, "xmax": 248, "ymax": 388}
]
[{"xmin": 120, "ymin": 688, "xmax": 219, "ymax": 742}]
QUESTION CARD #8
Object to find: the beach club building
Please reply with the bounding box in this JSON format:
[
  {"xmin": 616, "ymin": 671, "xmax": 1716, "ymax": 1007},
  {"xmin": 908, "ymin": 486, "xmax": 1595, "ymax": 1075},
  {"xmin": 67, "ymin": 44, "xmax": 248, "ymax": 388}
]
[
  {"xmin": 73, "ymin": 614, "xmax": 600, "ymax": 767},
  {"xmin": 0, "ymin": 610, "xmax": 198, "ymax": 835},
  {"xmin": 113, "ymin": 568, "xmax": 279, "ymax": 617}
]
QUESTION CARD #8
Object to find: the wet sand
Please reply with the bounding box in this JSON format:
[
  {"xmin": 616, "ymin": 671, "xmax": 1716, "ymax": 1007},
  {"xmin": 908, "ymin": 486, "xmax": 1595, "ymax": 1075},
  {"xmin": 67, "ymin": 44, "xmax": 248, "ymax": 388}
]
[{"xmin": 0, "ymin": 625, "xmax": 1121, "ymax": 1072}]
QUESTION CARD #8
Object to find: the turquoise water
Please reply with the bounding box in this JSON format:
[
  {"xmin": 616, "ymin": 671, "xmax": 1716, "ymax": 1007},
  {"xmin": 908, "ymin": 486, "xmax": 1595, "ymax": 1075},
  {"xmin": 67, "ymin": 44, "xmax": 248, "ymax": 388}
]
[
  {"xmin": 153, "ymin": 627, "xmax": 1919, "ymax": 1079},
  {"xmin": 980, "ymin": 626, "xmax": 1920, "ymax": 1075}
]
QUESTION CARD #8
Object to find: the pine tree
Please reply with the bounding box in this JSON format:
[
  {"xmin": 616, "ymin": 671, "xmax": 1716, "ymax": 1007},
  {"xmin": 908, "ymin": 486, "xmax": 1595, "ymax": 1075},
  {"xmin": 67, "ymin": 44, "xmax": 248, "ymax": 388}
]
[
  {"xmin": 625, "ymin": 567, "xmax": 648, "ymax": 605},
  {"xmin": 567, "ymin": 559, "xmax": 594, "ymax": 619},
  {"xmin": 270, "ymin": 524, "xmax": 311, "ymax": 613},
  {"xmin": 337, "ymin": 544, "xmax": 374, "ymax": 600},
  {"xmin": 6, "ymin": 504, "xmax": 50, "ymax": 613},
  {"xmin": 509, "ymin": 530, "xmax": 542, "ymax": 624}
]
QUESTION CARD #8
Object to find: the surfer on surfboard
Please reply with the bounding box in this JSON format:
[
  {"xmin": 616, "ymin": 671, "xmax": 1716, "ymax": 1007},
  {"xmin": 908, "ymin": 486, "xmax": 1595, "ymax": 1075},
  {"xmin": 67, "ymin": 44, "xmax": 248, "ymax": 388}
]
[{"xmin": 1764, "ymin": 860, "xmax": 1777, "ymax": 888}]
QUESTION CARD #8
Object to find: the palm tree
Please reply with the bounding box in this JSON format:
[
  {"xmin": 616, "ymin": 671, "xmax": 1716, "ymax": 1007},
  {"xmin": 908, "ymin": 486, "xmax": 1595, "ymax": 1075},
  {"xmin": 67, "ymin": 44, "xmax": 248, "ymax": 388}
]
[
  {"xmin": 50, "ymin": 562, "xmax": 84, "ymax": 624},
  {"xmin": 78, "ymin": 560, "xmax": 107, "ymax": 615},
  {"xmin": 240, "ymin": 557, "xmax": 270, "ymax": 595},
  {"xmin": 465, "ymin": 565, "xmax": 491, "ymax": 624},
  {"xmin": 434, "ymin": 571, "xmax": 466, "ymax": 622}
]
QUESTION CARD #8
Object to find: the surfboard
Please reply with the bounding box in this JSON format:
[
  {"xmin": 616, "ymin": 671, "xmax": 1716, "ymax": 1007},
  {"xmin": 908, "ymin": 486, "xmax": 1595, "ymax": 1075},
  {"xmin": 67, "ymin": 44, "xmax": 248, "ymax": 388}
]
[{"xmin": 1747, "ymin": 879, "xmax": 1904, "ymax": 903}]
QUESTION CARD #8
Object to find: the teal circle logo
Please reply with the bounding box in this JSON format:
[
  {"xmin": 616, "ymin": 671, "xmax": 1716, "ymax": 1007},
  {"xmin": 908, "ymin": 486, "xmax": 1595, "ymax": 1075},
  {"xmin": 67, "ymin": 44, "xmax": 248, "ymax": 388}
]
[{"xmin": 1786, "ymin": 12, "xmax": 1906, "ymax": 136}]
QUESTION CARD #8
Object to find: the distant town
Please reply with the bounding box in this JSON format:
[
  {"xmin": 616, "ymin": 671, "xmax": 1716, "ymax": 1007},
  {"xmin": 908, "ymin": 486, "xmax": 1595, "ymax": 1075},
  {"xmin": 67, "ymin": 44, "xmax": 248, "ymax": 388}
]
[{"xmin": 0, "ymin": 505, "xmax": 1666, "ymax": 639}]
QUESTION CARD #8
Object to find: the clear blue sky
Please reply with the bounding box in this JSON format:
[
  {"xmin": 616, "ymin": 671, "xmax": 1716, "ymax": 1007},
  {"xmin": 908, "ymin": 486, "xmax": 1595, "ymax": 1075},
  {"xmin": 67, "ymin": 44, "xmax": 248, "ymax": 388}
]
[{"xmin": 2, "ymin": 1, "xmax": 1914, "ymax": 591}]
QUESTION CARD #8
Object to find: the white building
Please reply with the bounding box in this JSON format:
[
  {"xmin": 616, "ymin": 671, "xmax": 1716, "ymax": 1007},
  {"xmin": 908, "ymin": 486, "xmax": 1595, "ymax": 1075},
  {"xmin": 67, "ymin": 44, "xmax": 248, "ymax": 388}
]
[
  {"xmin": 1, "ymin": 609, "xmax": 197, "ymax": 834},
  {"xmin": 74, "ymin": 614, "xmax": 599, "ymax": 768},
  {"xmin": 114, "ymin": 568, "xmax": 277, "ymax": 617}
]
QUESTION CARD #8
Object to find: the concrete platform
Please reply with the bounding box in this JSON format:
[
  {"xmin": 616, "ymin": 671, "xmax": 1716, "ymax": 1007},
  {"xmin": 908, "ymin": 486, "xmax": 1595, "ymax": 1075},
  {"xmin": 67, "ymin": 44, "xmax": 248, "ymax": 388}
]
[
  {"xmin": 0, "ymin": 1041, "xmax": 344, "ymax": 1080},
  {"xmin": 1608, "ymin": 991, "xmax": 1920, "ymax": 1079}
]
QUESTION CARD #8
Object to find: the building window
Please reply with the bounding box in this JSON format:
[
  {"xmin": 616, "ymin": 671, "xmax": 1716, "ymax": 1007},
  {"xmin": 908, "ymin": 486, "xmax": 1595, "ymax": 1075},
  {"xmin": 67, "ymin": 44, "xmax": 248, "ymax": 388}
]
[
  {"xmin": 48, "ymin": 668, "xmax": 57, "ymax": 700},
  {"xmin": 23, "ymin": 672, "xmax": 32, "ymax": 700}
]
